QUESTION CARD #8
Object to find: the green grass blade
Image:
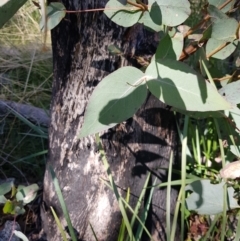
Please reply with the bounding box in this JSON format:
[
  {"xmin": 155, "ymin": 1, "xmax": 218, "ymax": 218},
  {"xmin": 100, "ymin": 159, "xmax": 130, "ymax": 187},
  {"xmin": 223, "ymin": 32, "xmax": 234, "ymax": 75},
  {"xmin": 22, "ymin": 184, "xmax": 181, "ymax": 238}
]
[
  {"xmin": 95, "ymin": 134, "xmax": 135, "ymax": 241},
  {"xmin": 171, "ymin": 187, "xmax": 182, "ymax": 241},
  {"xmin": 50, "ymin": 206, "xmax": 68, "ymax": 241},
  {"xmin": 120, "ymin": 198, "xmax": 153, "ymax": 240},
  {"xmin": 213, "ymin": 119, "xmax": 227, "ymax": 241},
  {"xmin": 201, "ymin": 60, "xmax": 217, "ymax": 90},
  {"xmin": 100, "ymin": 178, "xmax": 153, "ymax": 240},
  {"xmin": 180, "ymin": 115, "xmax": 189, "ymax": 241},
  {"xmin": 49, "ymin": 166, "xmax": 77, "ymax": 241},
  {"xmin": 126, "ymin": 172, "xmax": 151, "ymax": 241},
  {"xmin": 234, "ymin": 211, "xmax": 240, "ymax": 241},
  {"xmin": 118, "ymin": 188, "xmax": 130, "ymax": 241},
  {"xmin": 89, "ymin": 222, "xmax": 99, "ymax": 241},
  {"xmin": 135, "ymin": 176, "xmax": 156, "ymax": 241},
  {"xmin": 13, "ymin": 150, "xmax": 48, "ymax": 164},
  {"xmin": 202, "ymin": 214, "xmax": 220, "ymax": 241},
  {"xmin": 166, "ymin": 151, "xmax": 173, "ymax": 241},
  {"xmin": 1, "ymin": 102, "xmax": 47, "ymax": 136}
]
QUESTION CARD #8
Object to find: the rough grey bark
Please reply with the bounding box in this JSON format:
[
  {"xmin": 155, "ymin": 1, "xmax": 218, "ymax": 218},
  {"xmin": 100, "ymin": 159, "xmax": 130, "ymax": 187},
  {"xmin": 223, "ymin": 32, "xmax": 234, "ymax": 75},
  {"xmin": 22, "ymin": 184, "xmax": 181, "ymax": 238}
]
[{"xmin": 41, "ymin": 1, "xmax": 180, "ymax": 241}]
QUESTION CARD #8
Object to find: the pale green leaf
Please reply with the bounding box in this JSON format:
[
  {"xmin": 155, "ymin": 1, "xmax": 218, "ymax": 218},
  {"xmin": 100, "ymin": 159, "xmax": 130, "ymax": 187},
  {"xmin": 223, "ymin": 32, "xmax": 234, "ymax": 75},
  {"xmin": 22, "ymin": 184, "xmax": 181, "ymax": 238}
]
[
  {"xmin": 206, "ymin": 39, "xmax": 238, "ymax": 60},
  {"xmin": 138, "ymin": 10, "xmax": 163, "ymax": 32},
  {"xmin": 208, "ymin": 4, "xmax": 228, "ymax": 23},
  {"xmin": 104, "ymin": 0, "xmax": 142, "ymax": 27},
  {"xmin": 186, "ymin": 180, "xmax": 239, "ymax": 215},
  {"xmin": 149, "ymin": 0, "xmax": 191, "ymax": 27},
  {"xmin": 0, "ymin": 0, "xmax": 27, "ymax": 28},
  {"xmin": 0, "ymin": 195, "xmax": 7, "ymax": 204},
  {"xmin": 3, "ymin": 200, "xmax": 14, "ymax": 214},
  {"xmin": 16, "ymin": 184, "xmax": 39, "ymax": 204},
  {"xmin": 229, "ymin": 145, "xmax": 240, "ymax": 157},
  {"xmin": 79, "ymin": 67, "xmax": 147, "ymax": 138},
  {"xmin": 155, "ymin": 32, "xmax": 183, "ymax": 60},
  {"xmin": 229, "ymin": 106, "xmax": 240, "ymax": 134},
  {"xmin": 0, "ymin": 179, "xmax": 14, "ymax": 195},
  {"xmin": 208, "ymin": 0, "xmax": 234, "ymax": 13},
  {"xmin": 145, "ymin": 59, "xmax": 232, "ymax": 111},
  {"xmin": 172, "ymin": 108, "xmax": 224, "ymax": 119},
  {"xmin": 39, "ymin": 2, "xmax": 66, "ymax": 31},
  {"xmin": 211, "ymin": 18, "xmax": 238, "ymax": 42},
  {"xmin": 219, "ymin": 80, "xmax": 240, "ymax": 105},
  {"xmin": 13, "ymin": 231, "xmax": 29, "ymax": 241}
]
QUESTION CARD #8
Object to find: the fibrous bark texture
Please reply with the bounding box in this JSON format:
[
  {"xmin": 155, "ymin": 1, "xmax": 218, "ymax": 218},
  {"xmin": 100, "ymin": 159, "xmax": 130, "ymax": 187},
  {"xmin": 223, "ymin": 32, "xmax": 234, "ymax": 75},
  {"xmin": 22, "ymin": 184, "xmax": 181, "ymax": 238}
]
[{"xmin": 42, "ymin": 1, "xmax": 179, "ymax": 240}]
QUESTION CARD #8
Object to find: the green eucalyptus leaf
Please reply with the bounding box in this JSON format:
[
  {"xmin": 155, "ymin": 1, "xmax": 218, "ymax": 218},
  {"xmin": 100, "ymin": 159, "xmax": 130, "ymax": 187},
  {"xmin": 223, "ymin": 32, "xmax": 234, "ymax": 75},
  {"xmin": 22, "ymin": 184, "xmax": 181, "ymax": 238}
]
[
  {"xmin": 3, "ymin": 200, "xmax": 14, "ymax": 214},
  {"xmin": 16, "ymin": 184, "xmax": 39, "ymax": 204},
  {"xmin": 104, "ymin": 0, "xmax": 142, "ymax": 27},
  {"xmin": 155, "ymin": 32, "xmax": 183, "ymax": 60},
  {"xmin": 149, "ymin": 0, "xmax": 191, "ymax": 27},
  {"xmin": 79, "ymin": 67, "xmax": 147, "ymax": 138},
  {"xmin": 138, "ymin": 10, "xmax": 163, "ymax": 32},
  {"xmin": 229, "ymin": 106, "xmax": 240, "ymax": 133},
  {"xmin": 0, "ymin": 195, "xmax": 7, "ymax": 204},
  {"xmin": 14, "ymin": 205, "xmax": 25, "ymax": 215},
  {"xmin": 229, "ymin": 145, "xmax": 240, "ymax": 157},
  {"xmin": 201, "ymin": 25, "xmax": 212, "ymax": 41},
  {"xmin": 172, "ymin": 108, "xmax": 224, "ymax": 119},
  {"xmin": 208, "ymin": 4, "xmax": 228, "ymax": 23},
  {"xmin": 206, "ymin": 39, "xmax": 238, "ymax": 60},
  {"xmin": 211, "ymin": 18, "xmax": 238, "ymax": 42},
  {"xmin": 13, "ymin": 231, "xmax": 29, "ymax": 241},
  {"xmin": 219, "ymin": 80, "xmax": 240, "ymax": 105},
  {"xmin": 186, "ymin": 180, "xmax": 239, "ymax": 215},
  {"xmin": 208, "ymin": 0, "xmax": 235, "ymax": 13},
  {"xmin": 0, "ymin": 179, "xmax": 14, "ymax": 196},
  {"xmin": 39, "ymin": 2, "xmax": 66, "ymax": 31},
  {"xmin": 145, "ymin": 59, "xmax": 232, "ymax": 111},
  {"xmin": 0, "ymin": 0, "xmax": 28, "ymax": 28}
]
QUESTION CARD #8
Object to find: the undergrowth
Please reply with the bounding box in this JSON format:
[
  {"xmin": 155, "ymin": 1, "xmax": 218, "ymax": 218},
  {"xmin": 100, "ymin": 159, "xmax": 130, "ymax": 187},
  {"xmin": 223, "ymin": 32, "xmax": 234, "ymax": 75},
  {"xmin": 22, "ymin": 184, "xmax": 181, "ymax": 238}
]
[{"xmin": 0, "ymin": 1, "xmax": 52, "ymax": 182}]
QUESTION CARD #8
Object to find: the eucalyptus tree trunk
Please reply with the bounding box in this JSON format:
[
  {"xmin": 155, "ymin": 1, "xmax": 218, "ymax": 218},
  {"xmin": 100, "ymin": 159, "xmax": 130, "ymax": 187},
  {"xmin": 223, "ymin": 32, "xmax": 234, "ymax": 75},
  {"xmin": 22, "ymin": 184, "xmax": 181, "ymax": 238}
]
[{"xmin": 41, "ymin": 1, "xmax": 179, "ymax": 240}]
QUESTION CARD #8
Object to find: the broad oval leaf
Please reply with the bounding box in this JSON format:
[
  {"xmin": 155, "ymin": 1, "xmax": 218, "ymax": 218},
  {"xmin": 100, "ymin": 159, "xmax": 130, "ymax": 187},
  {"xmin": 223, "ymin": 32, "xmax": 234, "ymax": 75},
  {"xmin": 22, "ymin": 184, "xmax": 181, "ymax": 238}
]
[
  {"xmin": 3, "ymin": 199, "xmax": 14, "ymax": 214},
  {"xmin": 138, "ymin": 10, "xmax": 163, "ymax": 32},
  {"xmin": 104, "ymin": 0, "xmax": 142, "ymax": 27},
  {"xmin": 155, "ymin": 32, "xmax": 183, "ymax": 60},
  {"xmin": 79, "ymin": 67, "xmax": 147, "ymax": 138},
  {"xmin": 206, "ymin": 39, "xmax": 237, "ymax": 60},
  {"xmin": 149, "ymin": 0, "xmax": 191, "ymax": 27},
  {"xmin": 219, "ymin": 80, "xmax": 240, "ymax": 105},
  {"xmin": 171, "ymin": 108, "xmax": 224, "ymax": 119},
  {"xmin": 145, "ymin": 59, "xmax": 232, "ymax": 111},
  {"xmin": 39, "ymin": 2, "xmax": 66, "ymax": 31},
  {"xmin": 229, "ymin": 106, "xmax": 240, "ymax": 134},
  {"xmin": 13, "ymin": 231, "xmax": 29, "ymax": 241},
  {"xmin": 208, "ymin": 0, "xmax": 233, "ymax": 13},
  {"xmin": 208, "ymin": 4, "xmax": 228, "ymax": 23},
  {"xmin": 211, "ymin": 18, "xmax": 238, "ymax": 42},
  {"xmin": 230, "ymin": 145, "xmax": 240, "ymax": 157},
  {"xmin": 0, "ymin": 179, "xmax": 14, "ymax": 196},
  {"xmin": 0, "ymin": 0, "xmax": 27, "ymax": 28},
  {"xmin": 16, "ymin": 184, "xmax": 39, "ymax": 204},
  {"xmin": 185, "ymin": 180, "xmax": 239, "ymax": 215}
]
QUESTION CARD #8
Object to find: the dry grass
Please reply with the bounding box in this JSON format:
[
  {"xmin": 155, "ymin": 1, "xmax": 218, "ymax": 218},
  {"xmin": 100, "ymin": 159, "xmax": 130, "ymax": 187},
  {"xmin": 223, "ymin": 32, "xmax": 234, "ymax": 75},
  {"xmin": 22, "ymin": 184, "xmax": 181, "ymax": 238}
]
[{"xmin": 0, "ymin": 1, "xmax": 52, "ymax": 181}]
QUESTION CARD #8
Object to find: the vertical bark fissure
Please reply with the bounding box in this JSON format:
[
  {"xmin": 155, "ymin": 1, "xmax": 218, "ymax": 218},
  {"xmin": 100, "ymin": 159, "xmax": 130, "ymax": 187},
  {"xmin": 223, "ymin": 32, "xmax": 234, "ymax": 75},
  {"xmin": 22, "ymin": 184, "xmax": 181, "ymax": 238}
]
[{"xmin": 42, "ymin": 1, "xmax": 179, "ymax": 240}]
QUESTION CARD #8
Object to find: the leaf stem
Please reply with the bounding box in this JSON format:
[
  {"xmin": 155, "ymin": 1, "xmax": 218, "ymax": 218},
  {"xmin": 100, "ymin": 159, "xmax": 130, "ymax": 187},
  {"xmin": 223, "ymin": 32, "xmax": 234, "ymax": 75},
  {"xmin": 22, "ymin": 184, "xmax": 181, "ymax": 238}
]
[{"xmin": 126, "ymin": 0, "xmax": 145, "ymax": 11}]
